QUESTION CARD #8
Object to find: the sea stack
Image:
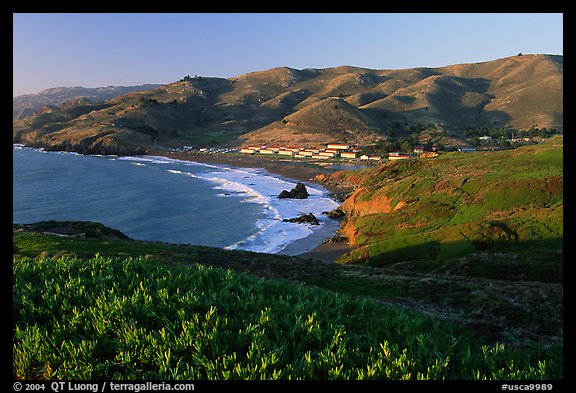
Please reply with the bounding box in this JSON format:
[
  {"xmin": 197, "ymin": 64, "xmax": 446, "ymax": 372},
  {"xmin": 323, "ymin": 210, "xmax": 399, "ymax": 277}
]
[
  {"xmin": 277, "ymin": 182, "xmax": 310, "ymax": 199},
  {"xmin": 282, "ymin": 213, "xmax": 320, "ymax": 225}
]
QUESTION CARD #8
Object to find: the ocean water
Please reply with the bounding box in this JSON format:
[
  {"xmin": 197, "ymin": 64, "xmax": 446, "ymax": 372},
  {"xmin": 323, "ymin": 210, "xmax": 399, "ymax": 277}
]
[{"xmin": 12, "ymin": 146, "xmax": 340, "ymax": 255}]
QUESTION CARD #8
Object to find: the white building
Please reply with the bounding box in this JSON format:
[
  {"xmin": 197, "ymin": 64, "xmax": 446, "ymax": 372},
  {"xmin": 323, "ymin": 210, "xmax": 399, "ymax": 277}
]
[
  {"xmin": 341, "ymin": 152, "xmax": 359, "ymax": 159},
  {"xmin": 388, "ymin": 154, "xmax": 409, "ymax": 160},
  {"xmin": 327, "ymin": 143, "xmax": 350, "ymax": 150}
]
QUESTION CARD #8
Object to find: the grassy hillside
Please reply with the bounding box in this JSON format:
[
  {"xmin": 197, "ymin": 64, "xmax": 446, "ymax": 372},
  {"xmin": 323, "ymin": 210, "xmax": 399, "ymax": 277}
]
[
  {"xmin": 13, "ymin": 252, "xmax": 561, "ymax": 380},
  {"xmin": 328, "ymin": 137, "xmax": 562, "ymax": 281},
  {"xmin": 239, "ymin": 97, "xmax": 385, "ymax": 147},
  {"xmin": 13, "ymin": 54, "xmax": 563, "ymax": 154},
  {"xmin": 13, "ymin": 221, "xmax": 562, "ymax": 377}
]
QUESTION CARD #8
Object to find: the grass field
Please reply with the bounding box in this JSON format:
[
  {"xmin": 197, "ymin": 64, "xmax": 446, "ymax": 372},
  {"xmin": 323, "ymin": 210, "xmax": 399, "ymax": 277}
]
[
  {"xmin": 13, "ymin": 254, "xmax": 562, "ymax": 380},
  {"xmin": 336, "ymin": 137, "xmax": 563, "ymax": 282},
  {"xmin": 13, "ymin": 225, "xmax": 562, "ymax": 380}
]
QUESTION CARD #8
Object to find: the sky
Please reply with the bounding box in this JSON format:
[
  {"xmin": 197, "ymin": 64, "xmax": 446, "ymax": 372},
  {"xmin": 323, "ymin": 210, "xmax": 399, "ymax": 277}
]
[{"xmin": 13, "ymin": 13, "xmax": 563, "ymax": 97}]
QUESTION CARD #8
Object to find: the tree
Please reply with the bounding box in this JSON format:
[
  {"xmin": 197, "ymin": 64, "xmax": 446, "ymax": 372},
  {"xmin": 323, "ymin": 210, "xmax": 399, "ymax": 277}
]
[{"xmin": 400, "ymin": 139, "xmax": 413, "ymax": 154}]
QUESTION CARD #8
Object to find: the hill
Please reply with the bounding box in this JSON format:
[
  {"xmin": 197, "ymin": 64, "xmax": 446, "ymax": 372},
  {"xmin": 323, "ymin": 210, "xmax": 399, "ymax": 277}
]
[
  {"xmin": 240, "ymin": 97, "xmax": 384, "ymax": 147},
  {"xmin": 13, "ymin": 84, "xmax": 162, "ymax": 121},
  {"xmin": 317, "ymin": 136, "xmax": 563, "ymax": 281},
  {"xmin": 13, "ymin": 54, "xmax": 562, "ymax": 154},
  {"xmin": 13, "ymin": 222, "xmax": 562, "ymax": 379}
]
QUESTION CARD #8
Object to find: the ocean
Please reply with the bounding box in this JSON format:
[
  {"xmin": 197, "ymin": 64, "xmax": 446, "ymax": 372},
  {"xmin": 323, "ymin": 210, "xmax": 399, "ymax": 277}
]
[{"xmin": 12, "ymin": 146, "xmax": 340, "ymax": 255}]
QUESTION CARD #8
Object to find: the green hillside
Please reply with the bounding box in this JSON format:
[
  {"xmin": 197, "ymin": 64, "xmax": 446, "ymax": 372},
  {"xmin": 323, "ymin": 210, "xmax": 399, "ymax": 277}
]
[
  {"xmin": 13, "ymin": 221, "xmax": 562, "ymax": 379},
  {"xmin": 332, "ymin": 137, "xmax": 562, "ymax": 281}
]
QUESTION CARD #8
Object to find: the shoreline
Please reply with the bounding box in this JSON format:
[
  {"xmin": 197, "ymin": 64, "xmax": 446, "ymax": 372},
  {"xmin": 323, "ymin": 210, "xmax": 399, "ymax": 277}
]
[
  {"xmin": 156, "ymin": 150, "xmax": 356, "ymax": 262},
  {"xmin": 160, "ymin": 150, "xmax": 357, "ymax": 193},
  {"xmin": 14, "ymin": 144, "xmax": 357, "ymax": 263}
]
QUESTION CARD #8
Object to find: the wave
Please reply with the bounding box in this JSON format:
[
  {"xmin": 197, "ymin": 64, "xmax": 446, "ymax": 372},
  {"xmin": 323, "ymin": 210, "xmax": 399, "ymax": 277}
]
[
  {"xmin": 15, "ymin": 148, "xmax": 340, "ymax": 255},
  {"xmin": 115, "ymin": 155, "xmax": 175, "ymax": 165},
  {"xmin": 194, "ymin": 168, "xmax": 338, "ymax": 254},
  {"xmin": 157, "ymin": 157, "xmax": 339, "ymax": 254}
]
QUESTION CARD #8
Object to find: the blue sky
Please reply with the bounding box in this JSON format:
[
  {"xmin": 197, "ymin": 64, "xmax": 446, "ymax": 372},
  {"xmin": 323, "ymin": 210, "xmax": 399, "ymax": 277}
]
[{"xmin": 13, "ymin": 13, "xmax": 563, "ymax": 96}]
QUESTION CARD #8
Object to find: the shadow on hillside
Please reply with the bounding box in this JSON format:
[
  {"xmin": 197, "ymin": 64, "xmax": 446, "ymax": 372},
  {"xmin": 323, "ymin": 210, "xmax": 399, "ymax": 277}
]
[
  {"xmin": 347, "ymin": 237, "xmax": 563, "ymax": 283},
  {"xmin": 356, "ymin": 75, "xmax": 516, "ymax": 132}
]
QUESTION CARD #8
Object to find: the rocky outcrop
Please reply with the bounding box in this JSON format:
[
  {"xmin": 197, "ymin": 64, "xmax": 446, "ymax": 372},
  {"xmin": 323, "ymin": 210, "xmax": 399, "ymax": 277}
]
[
  {"xmin": 321, "ymin": 234, "xmax": 348, "ymax": 244},
  {"xmin": 14, "ymin": 133, "xmax": 149, "ymax": 156},
  {"xmin": 313, "ymin": 173, "xmax": 355, "ymax": 191},
  {"xmin": 339, "ymin": 187, "xmax": 398, "ymax": 216},
  {"xmin": 14, "ymin": 221, "xmax": 132, "ymax": 240},
  {"xmin": 277, "ymin": 182, "xmax": 310, "ymax": 199},
  {"xmin": 282, "ymin": 213, "xmax": 319, "ymax": 225},
  {"xmin": 322, "ymin": 209, "xmax": 346, "ymax": 220}
]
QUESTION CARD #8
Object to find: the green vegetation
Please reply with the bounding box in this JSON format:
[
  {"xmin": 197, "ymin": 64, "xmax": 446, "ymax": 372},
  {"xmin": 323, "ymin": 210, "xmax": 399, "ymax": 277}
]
[
  {"xmin": 337, "ymin": 137, "xmax": 563, "ymax": 282},
  {"xmin": 13, "ymin": 217, "xmax": 563, "ymax": 347},
  {"xmin": 11, "ymin": 137, "xmax": 563, "ymax": 381},
  {"xmin": 361, "ymin": 136, "xmax": 421, "ymax": 156},
  {"xmin": 461, "ymin": 125, "xmax": 561, "ymax": 140},
  {"xmin": 13, "ymin": 254, "xmax": 561, "ymax": 380}
]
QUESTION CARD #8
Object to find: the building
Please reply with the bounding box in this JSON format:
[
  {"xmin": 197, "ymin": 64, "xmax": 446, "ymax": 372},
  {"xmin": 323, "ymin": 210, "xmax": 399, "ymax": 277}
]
[
  {"xmin": 413, "ymin": 145, "xmax": 425, "ymax": 154},
  {"xmin": 319, "ymin": 151, "xmax": 336, "ymax": 158},
  {"xmin": 240, "ymin": 148, "xmax": 256, "ymax": 154},
  {"xmin": 419, "ymin": 152, "xmax": 439, "ymax": 158},
  {"xmin": 341, "ymin": 152, "xmax": 359, "ymax": 159},
  {"xmin": 360, "ymin": 154, "xmax": 383, "ymax": 161},
  {"xmin": 327, "ymin": 143, "xmax": 350, "ymax": 150},
  {"xmin": 458, "ymin": 147, "xmax": 477, "ymax": 152},
  {"xmin": 388, "ymin": 154, "xmax": 410, "ymax": 160},
  {"xmin": 259, "ymin": 149, "xmax": 275, "ymax": 155},
  {"xmin": 278, "ymin": 150, "xmax": 295, "ymax": 156},
  {"xmin": 298, "ymin": 151, "xmax": 314, "ymax": 157}
]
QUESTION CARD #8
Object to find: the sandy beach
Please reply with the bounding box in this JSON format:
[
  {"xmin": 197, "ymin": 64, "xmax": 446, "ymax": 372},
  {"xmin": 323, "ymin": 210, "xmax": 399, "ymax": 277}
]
[
  {"xmin": 161, "ymin": 150, "xmax": 358, "ymax": 193},
  {"xmin": 156, "ymin": 150, "xmax": 356, "ymax": 262}
]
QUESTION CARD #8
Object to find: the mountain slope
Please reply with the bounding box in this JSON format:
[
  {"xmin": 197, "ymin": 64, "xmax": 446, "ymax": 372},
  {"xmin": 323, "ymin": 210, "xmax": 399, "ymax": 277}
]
[
  {"xmin": 13, "ymin": 84, "xmax": 162, "ymax": 121},
  {"xmin": 13, "ymin": 54, "xmax": 563, "ymax": 153},
  {"xmin": 320, "ymin": 136, "xmax": 563, "ymax": 281},
  {"xmin": 240, "ymin": 97, "xmax": 385, "ymax": 147}
]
